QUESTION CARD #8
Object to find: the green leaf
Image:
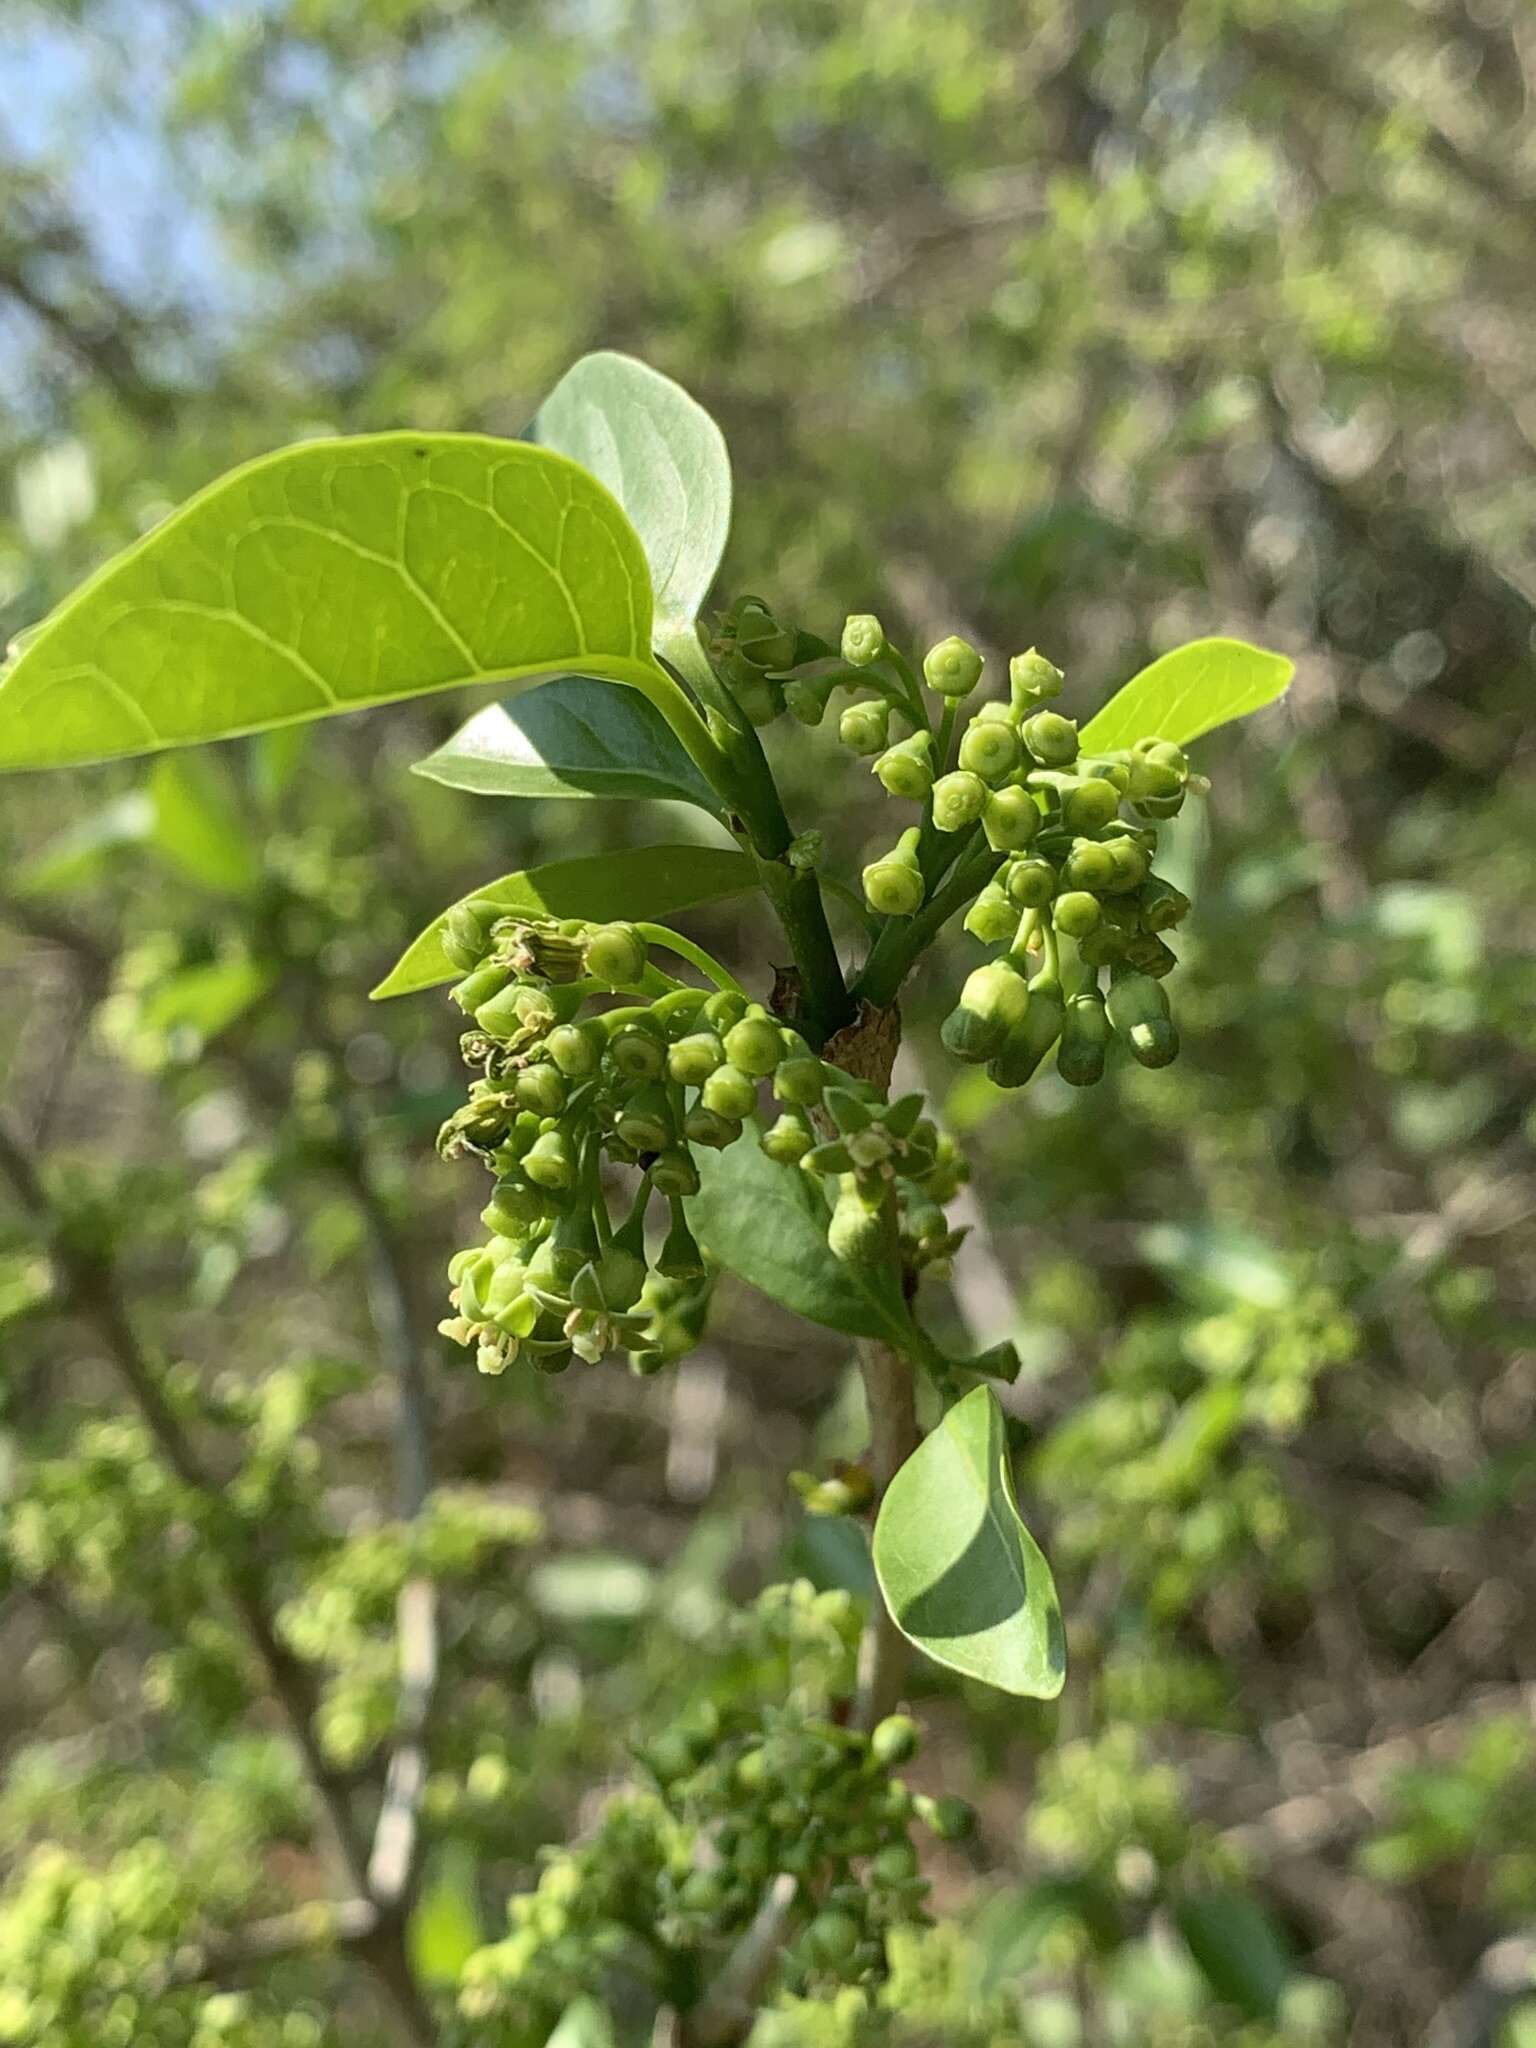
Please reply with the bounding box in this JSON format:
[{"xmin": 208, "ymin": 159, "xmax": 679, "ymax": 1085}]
[
  {"xmin": 1080, "ymin": 637, "xmax": 1295, "ymax": 752},
  {"xmin": 1174, "ymin": 1889, "xmax": 1293, "ymax": 2021},
  {"xmin": 370, "ymin": 844, "xmax": 754, "ymax": 1000},
  {"xmin": 414, "ymin": 675, "xmax": 722, "ymax": 813},
  {"xmin": 873, "ymin": 1386, "xmax": 1065, "ymax": 1699},
  {"xmin": 408, "ymin": 1844, "xmax": 483, "ymax": 1988},
  {"xmin": 139, "ymin": 957, "xmax": 277, "ymax": 1046},
  {"xmin": 689, "ymin": 1137, "xmax": 931, "ymax": 1359},
  {"xmin": 0, "ymin": 434, "xmax": 671, "ymax": 771},
  {"xmin": 10, "ymin": 792, "xmax": 154, "ymax": 895},
  {"xmin": 545, "ymin": 1998, "xmax": 617, "ymax": 2048},
  {"xmin": 534, "ymin": 351, "xmax": 731, "ymax": 664},
  {"xmin": 149, "ymin": 754, "xmax": 263, "ymax": 895}
]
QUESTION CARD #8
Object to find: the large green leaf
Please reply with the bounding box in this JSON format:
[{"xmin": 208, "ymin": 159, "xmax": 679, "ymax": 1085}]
[
  {"xmin": 1080, "ymin": 637, "xmax": 1294, "ymax": 753},
  {"xmin": 371, "ymin": 845, "xmax": 754, "ymax": 1000},
  {"xmin": 873, "ymin": 1386, "xmax": 1065, "ymax": 1699},
  {"xmin": 689, "ymin": 1137, "xmax": 934, "ymax": 1360},
  {"xmin": 533, "ymin": 351, "xmax": 730, "ymax": 665},
  {"xmin": 0, "ymin": 434, "xmax": 670, "ymax": 771},
  {"xmin": 413, "ymin": 676, "xmax": 722, "ymax": 813}
]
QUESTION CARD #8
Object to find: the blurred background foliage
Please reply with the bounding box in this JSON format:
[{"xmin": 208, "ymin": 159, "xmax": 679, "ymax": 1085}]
[{"xmin": 0, "ymin": 0, "xmax": 1533, "ymax": 2043}]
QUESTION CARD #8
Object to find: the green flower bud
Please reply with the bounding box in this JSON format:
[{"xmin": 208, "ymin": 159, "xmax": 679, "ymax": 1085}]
[
  {"xmin": 1137, "ymin": 874, "xmax": 1192, "ymax": 932},
  {"xmin": 774, "ymin": 1055, "xmax": 827, "ymax": 1107},
  {"xmin": 594, "ymin": 1244, "xmax": 648, "ymax": 1312},
  {"xmin": 826, "ymin": 1176, "xmax": 887, "ymax": 1264},
  {"xmin": 522, "ymin": 1129, "xmax": 575, "ymax": 1191},
  {"xmin": 963, "ymin": 877, "xmax": 1017, "ymax": 944},
  {"xmin": 987, "ymin": 976, "xmax": 1066, "ymax": 1089},
  {"xmin": 930, "ymin": 769, "xmax": 988, "ymax": 834},
  {"xmin": 841, "ymin": 614, "xmax": 886, "ymax": 667},
  {"xmin": 1057, "ymin": 986, "xmax": 1111, "ymax": 1087},
  {"xmin": 870, "ymin": 1714, "xmax": 919, "ymax": 1765},
  {"xmin": 701, "ymin": 1063, "xmax": 758, "ymax": 1121},
  {"xmin": 1060, "ymin": 839, "xmax": 1117, "ymax": 893},
  {"xmin": 923, "ymin": 635, "xmax": 984, "ymax": 700},
  {"xmin": 651, "ymin": 1148, "xmax": 701, "ymax": 1199},
  {"xmin": 614, "ymin": 1086, "xmax": 674, "ymax": 1153},
  {"xmin": 1134, "ymin": 736, "xmax": 1189, "ymax": 776},
  {"xmin": 734, "ymin": 599, "xmax": 799, "ymax": 672},
  {"xmin": 917, "ymin": 1794, "xmax": 976, "ymax": 1842},
  {"xmin": 502, "ymin": 920, "xmax": 586, "ymax": 984},
  {"xmin": 761, "ymin": 1112, "xmax": 814, "ymax": 1165},
  {"xmin": 702, "ymin": 988, "xmax": 749, "ymax": 1033},
  {"xmin": 873, "ymin": 729, "xmax": 936, "ymax": 801},
  {"xmin": 1021, "ymin": 710, "xmax": 1079, "ymax": 767},
  {"xmin": 606, "ymin": 1014, "xmax": 667, "ymax": 1083},
  {"xmin": 1101, "ymin": 837, "xmax": 1150, "ymax": 894},
  {"xmin": 1052, "ymin": 890, "xmax": 1101, "ymax": 938},
  {"xmin": 493, "ymin": 1291, "xmax": 540, "ymax": 1341},
  {"xmin": 1061, "ymin": 776, "xmax": 1122, "ymax": 834},
  {"xmin": 807, "ymin": 1910, "xmax": 862, "ymax": 1965},
  {"xmin": 862, "ymin": 827, "xmax": 925, "ymax": 918},
  {"xmin": 839, "ymin": 698, "xmax": 891, "ymax": 756},
  {"xmin": 1009, "ymin": 647, "xmax": 1065, "ymax": 710},
  {"xmin": 724, "ymin": 1009, "xmax": 786, "ymax": 1078},
  {"xmin": 1124, "ymin": 932, "xmax": 1177, "ymax": 979},
  {"xmin": 941, "ymin": 959, "xmax": 1029, "ymax": 1063},
  {"xmin": 870, "ymin": 1842, "xmax": 920, "ymax": 1888},
  {"xmin": 1082, "ymin": 755, "xmax": 1132, "ymax": 793},
  {"xmin": 958, "ymin": 717, "xmax": 1021, "ymax": 783},
  {"xmin": 668, "ymin": 1031, "xmax": 726, "ymax": 1086},
  {"xmin": 683, "ymin": 1105, "xmax": 741, "ymax": 1150},
  {"xmin": 474, "ymin": 982, "xmax": 542, "ymax": 1040},
  {"xmin": 1005, "ymin": 857, "xmax": 1057, "ymax": 910},
  {"xmin": 514, "ymin": 1064, "xmax": 568, "ymax": 1117},
  {"xmin": 481, "ymin": 1180, "xmax": 547, "ymax": 1236},
  {"xmin": 583, "ymin": 922, "xmax": 649, "ymax": 986},
  {"xmin": 443, "ymin": 902, "xmax": 491, "ymax": 972},
  {"xmin": 545, "ymin": 1021, "xmax": 602, "ymax": 1077},
  {"xmin": 1077, "ymin": 925, "xmax": 1130, "ymax": 968},
  {"xmin": 450, "ymin": 959, "xmax": 511, "ymax": 1015},
  {"xmin": 1106, "ymin": 969, "xmax": 1179, "ymax": 1067},
  {"xmin": 784, "ymin": 673, "xmax": 836, "ymax": 726},
  {"xmin": 982, "ymin": 784, "xmax": 1042, "ymax": 853}
]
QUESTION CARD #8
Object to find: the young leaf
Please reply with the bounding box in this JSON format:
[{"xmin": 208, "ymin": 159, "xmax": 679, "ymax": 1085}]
[
  {"xmin": 534, "ymin": 352, "xmax": 731, "ymax": 669},
  {"xmin": 873, "ymin": 1386, "xmax": 1065, "ymax": 1700},
  {"xmin": 149, "ymin": 754, "xmax": 263, "ymax": 895},
  {"xmin": 1173, "ymin": 1889, "xmax": 1293, "ymax": 2021},
  {"xmin": 688, "ymin": 1137, "xmax": 933, "ymax": 1359},
  {"xmin": 10, "ymin": 792, "xmax": 154, "ymax": 896},
  {"xmin": 0, "ymin": 435, "xmax": 675, "ymax": 771},
  {"xmin": 1079, "ymin": 637, "xmax": 1294, "ymax": 753},
  {"xmin": 371, "ymin": 845, "xmax": 754, "ymax": 999},
  {"xmin": 414, "ymin": 676, "xmax": 723, "ymax": 813}
]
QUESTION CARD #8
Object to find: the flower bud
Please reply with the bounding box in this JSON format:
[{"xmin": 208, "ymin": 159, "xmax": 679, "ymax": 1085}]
[
  {"xmin": 1077, "ymin": 925, "xmax": 1130, "ymax": 967},
  {"xmin": 1008, "ymin": 648, "xmax": 1064, "ymax": 711},
  {"xmin": 761, "ymin": 1112, "xmax": 814, "ymax": 1165},
  {"xmin": 668, "ymin": 1030, "xmax": 726, "ymax": 1086},
  {"xmin": 733, "ymin": 599, "xmax": 799, "ymax": 673},
  {"xmin": 514, "ymin": 1063, "xmax": 568, "ymax": 1117},
  {"xmin": 722, "ymin": 660, "xmax": 783, "ymax": 727},
  {"xmin": 1133, "ymin": 786, "xmax": 1186, "ymax": 820},
  {"xmin": 443, "ymin": 902, "xmax": 491, "ymax": 972},
  {"xmin": 724, "ymin": 1009, "xmax": 787, "ymax": 1078},
  {"xmin": 1106, "ymin": 969, "xmax": 1178, "ymax": 1067},
  {"xmin": 826, "ymin": 1177, "xmax": 887, "ymax": 1264},
  {"xmin": 783, "ymin": 673, "xmax": 835, "ymax": 726},
  {"xmin": 930, "ymin": 769, "xmax": 987, "ymax": 833},
  {"xmin": 870, "ymin": 1713, "xmax": 919, "ymax": 1765},
  {"xmin": 594, "ymin": 1244, "xmax": 648, "ymax": 1312},
  {"xmin": 923, "ymin": 635, "xmax": 984, "ymax": 700},
  {"xmin": 545, "ymin": 1021, "xmax": 602, "ymax": 1077},
  {"xmin": 862, "ymin": 827, "xmax": 924, "ymax": 917},
  {"xmin": 481, "ymin": 1180, "xmax": 547, "ymax": 1236},
  {"xmin": 839, "ymin": 698, "xmax": 891, "ymax": 756},
  {"xmin": 1101, "ymin": 837, "xmax": 1150, "ymax": 894},
  {"xmin": 583, "ymin": 922, "xmax": 648, "ymax": 987},
  {"xmin": 1005, "ymin": 858, "xmax": 1057, "ymax": 910},
  {"xmin": 982, "ymin": 785, "xmax": 1041, "ymax": 853},
  {"xmin": 451, "ymin": 960, "xmax": 510, "ymax": 1015},
  {"xmin": 1052, "ymin": 890, "xmax": 1101, "ymax": 938},
  {"xmin": 873, "ymin": 730, "xmax": 936, "ymax": 801},
  {"xmin": 987, "ymin": 976, "xmax": 1066, "ymax": 1089},
  {"xmin": 1061, "ymin": 777, "xmax": 1122, "ymax": 834},
  {"xmin": 1060, "ymin": 839, "xmax": 1117, "ymax": 893},
  {"xmin": 701, "ymin": 1063, "xmax": 758, "ymax": 1121},
  {"xmin": 503, "ymin": 920, "xmax": 586, "ymax": 984},
  {"xmin": 1057, "ymin": 986, "xmax": 1110, "ymax": 1087},
  {"xmin": 963, "ymin": 877, "xmax": 1016, "ymax": 944},
  {"xmin": 683, "ymin": 1105, "xmax": 741, "ymax": 1149},
  {"xmin": 614, "ymin": 1086, "xmax": 673, "ymax": 1154},
  {"xmin": 1124, "ymin": 932, "xmax": 1177, "ymax": 979},
  {"xmin": 1021, "ymin": 710, "xmax": 1079, "ymax": 768},
  {"xmin": 774, "ymin": 1055, "xmax": 827, "ymax": 1107},
  {"xmin": 605, "ymin": 1013, "xmax": 667, "ymax": 1082},
  {"xmin": 958, "ymin": 717, "xmax": 1020, "ymax": 783},
  {"xmin": 1134, "ymin": 736, "xmax": 1190, "ymax": 777},
  {"xmin": 522, "ymin": 1128, "xmax": 575, "ymax": 1190},
  {"xmin": 841, "ymin": 613, "xmax": 886, "ymax": 667},
  {"xmin": 941, "ymin": 959, "xmax": 1029, "ymax": 1062},
  {"xmin": 1136, "ymin": 874, "xmax": 1191, "ymax": 932},
  {"xmin": 651, "ymin": 1148, "xmax": 701, "ymax": 1198}
]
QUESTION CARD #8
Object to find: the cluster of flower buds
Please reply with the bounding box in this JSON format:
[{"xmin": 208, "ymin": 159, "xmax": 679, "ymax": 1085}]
[{"xmin": 434, "ymin": 903, "xmax": 968, "ymax": 1376}]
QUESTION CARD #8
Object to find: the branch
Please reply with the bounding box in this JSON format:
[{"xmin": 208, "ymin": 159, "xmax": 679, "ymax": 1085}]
[{"xmin": 683, "ymin": 1874, "xmax": 798, "ymax": 2048}]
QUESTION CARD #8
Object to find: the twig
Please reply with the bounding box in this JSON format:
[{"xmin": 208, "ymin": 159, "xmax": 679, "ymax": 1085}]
[
  {"xmin": 683, "ymin": 1873, "xmax": 798, "ymax": 2048},
  {"xmin": 851, "ymin": 1337, "xmax": 918, "ymax": 1732}
]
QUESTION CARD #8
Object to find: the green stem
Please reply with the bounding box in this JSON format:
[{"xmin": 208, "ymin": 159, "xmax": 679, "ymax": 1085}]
[
  {"xmin": 635, "ymin": 924, "xmax": 746, "ymax": 995},
  {"xmin": 626, "ymin": 658, "xmax": 737, "ymax": 800},
  {"xmin": 852, "ymin": 831, "xmax": 1002, "ymax": 1009}
]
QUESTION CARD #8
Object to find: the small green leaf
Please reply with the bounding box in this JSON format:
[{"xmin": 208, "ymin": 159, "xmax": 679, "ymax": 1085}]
[
  {"xmin": 371, "ymin": 844, "xmax": 754, "ymax": 1000},
  {"xmin": 414, "ymin": 676, "xmax": 722, "ymax": 813},
  {"xmin": 1080, "ymin": 637, "xmax": 1295, "ymax": 752},
  {"xmin": 1174, "ymin": 1889, "xmax": 1293, "ymax": 2020},
  {"xmin": 408, "ymin": 1844, "xmax": 483, "ymax": 1988},
  {"xmin": 689, "ymin": 1138, "xmax": 929, "ymax": 1358},
  {"xmin": 150, "ymin": 754, "xmax": 263, "ymax": 895},
  {"xmin": 0, "ymin": 434, "xmax": 671, "ymax": 771},
  {"xmin": 873, "ymin": 1386, "xmax": 1065, "ymax": 1699},
  {"xmin": 534, "ymin": 351, "xmax": 731, "ymax": 667},
  {"xmin": 545, "ymin": 1998, "xmax": 617, "ymax": 2048},
  {"xmin": 10, "ymin": 792, "xmax": 154, "ymax": 895},
  {"xmin": 139, "ymin": 957, "xmax": 277, "ymax": 1047}
]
